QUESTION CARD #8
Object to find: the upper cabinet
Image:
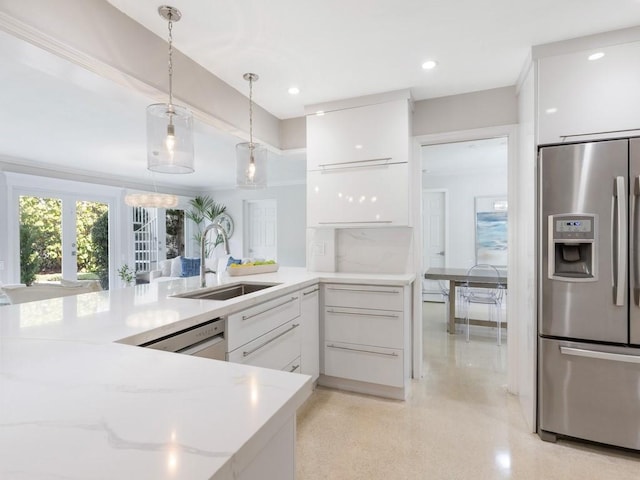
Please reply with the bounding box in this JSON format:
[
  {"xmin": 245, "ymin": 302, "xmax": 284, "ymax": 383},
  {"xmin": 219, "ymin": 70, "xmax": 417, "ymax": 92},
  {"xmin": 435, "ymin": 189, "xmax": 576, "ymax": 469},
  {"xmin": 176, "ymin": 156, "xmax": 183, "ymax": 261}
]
[
  {"xmin": 307, "ymin": 100, "xmax": 410, "ymax": 170},
  {"xmin": 305, "ymin": 94, "xmax": 412, "ymax": 227},
  {"xmin": 537, "ymin": 41, "xmax": 640, "ymax": 145}
]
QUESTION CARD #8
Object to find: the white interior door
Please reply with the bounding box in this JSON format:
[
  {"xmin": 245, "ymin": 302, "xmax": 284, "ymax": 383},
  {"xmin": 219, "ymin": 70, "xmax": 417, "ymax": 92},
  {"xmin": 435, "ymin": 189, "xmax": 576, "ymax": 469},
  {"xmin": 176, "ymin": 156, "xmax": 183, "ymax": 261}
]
[
  {"xmin": 422, "ymin": 190, "xmax": 447, "ymax": 301},
  {"xmin": 246, "ymin": 199, "xmax": 277, "ymax": 261}
]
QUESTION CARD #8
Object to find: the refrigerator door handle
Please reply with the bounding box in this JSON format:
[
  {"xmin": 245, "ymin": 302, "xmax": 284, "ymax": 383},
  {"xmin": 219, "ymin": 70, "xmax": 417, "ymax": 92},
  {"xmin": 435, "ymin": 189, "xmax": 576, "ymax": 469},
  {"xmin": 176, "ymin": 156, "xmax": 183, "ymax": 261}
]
[
  {"xmin": 633, "ymin": 175, "xmax": 640, "ymax": 306},
  {"xmin": 560, "ymin": 346, "xmax": 640, "ymax": 364},
  {"xmin": 614, "ymin": 176, "xmax": 627, "ymax": 306}
]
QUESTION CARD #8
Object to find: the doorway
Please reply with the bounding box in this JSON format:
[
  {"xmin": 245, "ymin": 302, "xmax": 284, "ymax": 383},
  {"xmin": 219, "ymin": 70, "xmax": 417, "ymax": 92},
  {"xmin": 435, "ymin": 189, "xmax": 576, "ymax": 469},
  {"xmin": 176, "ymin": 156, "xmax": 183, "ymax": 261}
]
[
  {"xmin": 245, "ymin": 199, "xmax": 277, "ymax": 261},
  {"xmin": 421, "ymin": 137, "xmax": 508, "ymax": 344}
]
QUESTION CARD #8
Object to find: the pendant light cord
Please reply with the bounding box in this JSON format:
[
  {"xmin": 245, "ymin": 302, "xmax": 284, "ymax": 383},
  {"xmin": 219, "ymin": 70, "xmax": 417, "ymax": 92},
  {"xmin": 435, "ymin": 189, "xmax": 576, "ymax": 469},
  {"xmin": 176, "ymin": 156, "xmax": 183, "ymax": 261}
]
[
  {"xmin": 248, "ymin": 76, "xmax": 254, "ymax": 149},
  {"xmin": 167, "ymin": 14, "xmax": 174, "ymax": 108}
]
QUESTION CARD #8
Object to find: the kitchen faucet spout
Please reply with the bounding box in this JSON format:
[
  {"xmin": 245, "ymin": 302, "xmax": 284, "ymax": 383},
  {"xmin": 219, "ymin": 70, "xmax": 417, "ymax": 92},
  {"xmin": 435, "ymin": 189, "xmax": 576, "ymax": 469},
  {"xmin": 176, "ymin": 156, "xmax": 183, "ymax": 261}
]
[{"xmin": 200, "ymin": 222, "xmax": 230, "ymax": 288}]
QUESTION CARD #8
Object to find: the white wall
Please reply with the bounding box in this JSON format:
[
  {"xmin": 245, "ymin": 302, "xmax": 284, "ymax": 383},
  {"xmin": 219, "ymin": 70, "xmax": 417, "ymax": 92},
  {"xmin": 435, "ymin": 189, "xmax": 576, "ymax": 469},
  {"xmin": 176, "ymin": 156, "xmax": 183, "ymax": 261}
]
[
  {"xmin": 211, "ymin": 184, "xmax": 306, "ymax": 267},
  {"xmin": 422, "ymin": 170, "xmax": 507, "ymax": 269},
  {"xmin": 0, "ymin": 173, "xmax": 9, "ymax": 285},
  {"xmin": 413, "ymin": 87, "xmax": 518, "ymax": 137},
  {"xmin": 515, "ymin": 61, "xmax": 537, "ymax": 432}
]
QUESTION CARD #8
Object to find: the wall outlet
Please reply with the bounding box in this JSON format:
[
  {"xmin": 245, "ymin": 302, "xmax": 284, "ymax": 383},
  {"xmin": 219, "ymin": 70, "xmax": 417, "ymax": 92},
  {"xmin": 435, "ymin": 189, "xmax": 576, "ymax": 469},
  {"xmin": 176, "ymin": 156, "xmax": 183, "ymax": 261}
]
[{"xmin": 311, "ymin": 242, "xmax": 326, "ymax": 256}]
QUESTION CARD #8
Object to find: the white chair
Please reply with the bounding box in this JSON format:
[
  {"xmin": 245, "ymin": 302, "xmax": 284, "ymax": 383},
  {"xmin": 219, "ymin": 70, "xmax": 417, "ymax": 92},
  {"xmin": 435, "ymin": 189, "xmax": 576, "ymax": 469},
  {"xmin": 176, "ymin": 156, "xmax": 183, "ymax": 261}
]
[
  {"xmin": 437, "ymin": 279, "xmax": 451, "ymax": 323},
  {"xmin": 459, "ymin": 264, "xmax": 505, "ymax": 345}
]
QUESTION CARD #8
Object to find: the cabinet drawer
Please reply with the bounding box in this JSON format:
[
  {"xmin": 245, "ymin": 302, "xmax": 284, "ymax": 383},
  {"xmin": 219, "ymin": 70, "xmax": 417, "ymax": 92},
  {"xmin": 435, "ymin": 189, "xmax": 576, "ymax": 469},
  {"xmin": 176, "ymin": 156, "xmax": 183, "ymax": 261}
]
[
  {"xmin": 228, "ymin": 320, "xmax": 301, "ymax": 370},
  {"xmin": 282, "ymin": 355, "xmax": 302, "ymax": 374},
  {"xmin": 324, "ymin": 307, "xmax": 403, "ymax": 349},
  {"xmin": 324, "ymin": 284, "xmax": 404, "ymax": 311},
  {"xmin": 227, "ymin": 294, "xmax": 301, "ymax": 351},
  {"xmin": 307, "ymin": 163, "xmax": 409, "ymax": 226},
  {"xmin": 324, "ymin": 341, "xmax": 403, "ymax": 387},
  {"xmin": 307, "ymin": 100, "xmax": 409, "ymax": 170},
  {"xmin": 539, "ymin": 338, "xmax": 640, "ymax": 450}
]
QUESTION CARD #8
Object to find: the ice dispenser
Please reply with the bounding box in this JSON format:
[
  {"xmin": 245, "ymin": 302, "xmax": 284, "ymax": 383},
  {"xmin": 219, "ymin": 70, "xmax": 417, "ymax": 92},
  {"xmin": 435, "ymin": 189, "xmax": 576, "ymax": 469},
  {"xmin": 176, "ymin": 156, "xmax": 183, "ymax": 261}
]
[{"xmin": 548, "ymin": 214, "xmax": 598, "ymax": 282}]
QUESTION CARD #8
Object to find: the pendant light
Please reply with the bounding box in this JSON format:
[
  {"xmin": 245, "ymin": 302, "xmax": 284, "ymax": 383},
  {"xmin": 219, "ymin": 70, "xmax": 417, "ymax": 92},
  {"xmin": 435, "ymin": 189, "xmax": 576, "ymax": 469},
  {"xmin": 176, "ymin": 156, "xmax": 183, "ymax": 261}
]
[
  {"xmin": 147, "ymin": 5, "xmax": 194, "ymax": 174},
  {"xmin": 124, "ymin": 171, "xmax": 179, "ymax": 208},
  {"xmin": 124, "ymin": 192, "xmax": 178, "ymax": 208},
  {"xmin": 236, "ymin": 73, "xmax": 267, "ymax": 188}
]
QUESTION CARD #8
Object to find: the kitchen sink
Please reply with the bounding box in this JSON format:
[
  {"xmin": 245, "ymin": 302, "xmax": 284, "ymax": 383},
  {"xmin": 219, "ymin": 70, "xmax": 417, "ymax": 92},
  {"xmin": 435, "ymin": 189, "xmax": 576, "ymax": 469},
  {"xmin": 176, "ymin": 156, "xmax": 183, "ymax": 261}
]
[{"xmin": 173, "ymin": 282, "xmax": 280, "ymax": 301}]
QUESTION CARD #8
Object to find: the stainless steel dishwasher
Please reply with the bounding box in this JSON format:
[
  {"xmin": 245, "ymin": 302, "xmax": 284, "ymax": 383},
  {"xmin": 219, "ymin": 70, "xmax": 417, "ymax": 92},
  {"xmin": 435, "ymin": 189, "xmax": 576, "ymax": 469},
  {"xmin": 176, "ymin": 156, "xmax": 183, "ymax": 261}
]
[{"xmin": 140, "ymin": 318, "xmax": 226, "ymax": 360}]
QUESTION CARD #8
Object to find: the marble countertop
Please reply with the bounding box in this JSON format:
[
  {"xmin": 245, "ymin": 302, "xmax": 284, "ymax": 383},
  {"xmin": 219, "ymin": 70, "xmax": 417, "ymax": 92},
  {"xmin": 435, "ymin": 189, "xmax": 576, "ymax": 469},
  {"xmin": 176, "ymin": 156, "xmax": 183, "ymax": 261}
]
[{"xmin": 0, "ymin": 267, "xmax": 414, "ymax": 479}]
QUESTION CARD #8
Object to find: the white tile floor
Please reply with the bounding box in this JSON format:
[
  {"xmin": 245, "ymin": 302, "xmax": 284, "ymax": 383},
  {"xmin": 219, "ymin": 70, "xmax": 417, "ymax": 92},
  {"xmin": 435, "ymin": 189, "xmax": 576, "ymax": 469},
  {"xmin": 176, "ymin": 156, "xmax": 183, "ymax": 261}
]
[{"xmin": 296, "ymin": 301, "xmax": 640, "ymax": 479}]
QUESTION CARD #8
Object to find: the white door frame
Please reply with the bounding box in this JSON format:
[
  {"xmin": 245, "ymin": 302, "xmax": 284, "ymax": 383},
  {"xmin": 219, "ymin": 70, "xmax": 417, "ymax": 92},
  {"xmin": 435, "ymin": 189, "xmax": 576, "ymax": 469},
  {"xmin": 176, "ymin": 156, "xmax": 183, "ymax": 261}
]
[{"xmin": 412, "ymin": 124, "xmax": 518, "ymax": 394}]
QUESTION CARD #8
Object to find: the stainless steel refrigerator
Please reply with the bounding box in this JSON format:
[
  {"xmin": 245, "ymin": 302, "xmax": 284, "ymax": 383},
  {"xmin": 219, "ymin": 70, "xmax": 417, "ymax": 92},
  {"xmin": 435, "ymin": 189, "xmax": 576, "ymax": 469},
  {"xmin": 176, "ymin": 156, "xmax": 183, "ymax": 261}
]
[{"xmin": 538, "ymin": 138, "xmax": 640, "ymax": 450}]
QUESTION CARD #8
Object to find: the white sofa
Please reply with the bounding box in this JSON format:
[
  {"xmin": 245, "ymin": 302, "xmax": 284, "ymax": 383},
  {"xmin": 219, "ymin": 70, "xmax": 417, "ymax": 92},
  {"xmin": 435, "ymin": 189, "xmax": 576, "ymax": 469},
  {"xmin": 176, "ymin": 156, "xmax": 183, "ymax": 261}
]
[
  {"xmin": 149, "ymin": 257, "xmax": 218, "ymax": 283},
  {"xmin": 1, "ymin": 280, "xmax": 102, "ymax": 305}
]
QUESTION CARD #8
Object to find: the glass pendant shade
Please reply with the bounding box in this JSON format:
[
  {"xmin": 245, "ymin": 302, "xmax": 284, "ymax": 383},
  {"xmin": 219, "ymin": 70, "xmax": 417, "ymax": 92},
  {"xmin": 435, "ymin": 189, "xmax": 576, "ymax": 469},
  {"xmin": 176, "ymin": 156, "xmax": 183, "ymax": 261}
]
[
  {"xmin": 124, "ymin": 192, "xmax": 179, "ymax": 208},
  {"xmin": 236, "ymin": 142, "xmax": 267, "ymax": 188},
  {"xmin": 147, "ymin": 103, "xmax": 194, "ymax": 173}
]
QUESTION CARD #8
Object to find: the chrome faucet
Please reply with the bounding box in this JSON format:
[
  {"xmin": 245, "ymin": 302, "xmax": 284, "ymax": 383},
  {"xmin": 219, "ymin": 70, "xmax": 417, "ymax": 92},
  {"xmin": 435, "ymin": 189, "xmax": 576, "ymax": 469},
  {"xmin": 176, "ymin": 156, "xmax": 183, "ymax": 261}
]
[{"xmin": 200, "ymin": 222, "xmax": 231, "ymax": 288}]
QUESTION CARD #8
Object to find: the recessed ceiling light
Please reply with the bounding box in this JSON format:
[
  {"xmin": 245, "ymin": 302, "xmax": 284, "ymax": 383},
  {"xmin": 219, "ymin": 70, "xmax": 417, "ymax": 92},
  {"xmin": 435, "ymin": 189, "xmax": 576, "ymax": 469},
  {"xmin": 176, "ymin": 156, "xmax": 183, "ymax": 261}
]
[
  {"xmin": 355, "ymin": 144, "xmax": 363, "ymax": 149},
  {"xmin": 545, "ymin": 107, "xmax": 558, "ymax": 114},
  {"xmin": 588, "ymin": 52, "xmax": 605, "ymax": 61},
  {"xmin": 288, "ymin": 86, "xmax": 300, "ymax": 95},
  {"xmin": 422, "ymin": 60, "xmax": 438, "ymax": 70}
]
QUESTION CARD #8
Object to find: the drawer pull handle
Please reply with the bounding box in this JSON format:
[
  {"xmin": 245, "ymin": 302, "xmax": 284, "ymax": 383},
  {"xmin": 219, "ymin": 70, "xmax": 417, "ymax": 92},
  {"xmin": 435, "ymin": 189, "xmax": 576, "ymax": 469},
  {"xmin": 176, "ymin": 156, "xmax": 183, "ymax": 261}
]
[
  {"xmin": 243, "ymin": 323, "xmax": 300, "ymax": 358},
  {"xmin": 560, "ymin": 346, "xmax": 640, "ymax": 364},
  {"xmin": 303, "ymin": 288, "xmax": 319, "ymax": 296},
  {"xmin": 326, "ymin": 309, "xmax": 399, "ymax": 319},
  {"xmin": 289, "ymin": 364, "xmax": 300, "ymax": 372},
  {"xmin": 327, "ymin": 343, "xmax": 398, "ymax": 357},
  {"xmin": 242, "ymin": 296, "xmax": 298, "ymax": 321},
  {"xmin": 318, "ymin": 221, "xmax": 393, "ymax": 224},
  {"xmin": 327, "ymin": 287, "xmax": 400, "ymax": 294},
  {"xmin": 318, "ymin": 157, "xmax": 392, "ymax": 168}
]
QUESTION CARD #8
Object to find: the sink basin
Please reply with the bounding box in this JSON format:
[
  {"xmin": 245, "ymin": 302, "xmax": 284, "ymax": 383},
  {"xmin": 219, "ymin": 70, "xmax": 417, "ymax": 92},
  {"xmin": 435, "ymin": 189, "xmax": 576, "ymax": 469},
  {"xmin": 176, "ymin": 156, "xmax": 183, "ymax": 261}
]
[{"xmin": 174, "ymin": 282, "xmax": 280, "ymax": 301}]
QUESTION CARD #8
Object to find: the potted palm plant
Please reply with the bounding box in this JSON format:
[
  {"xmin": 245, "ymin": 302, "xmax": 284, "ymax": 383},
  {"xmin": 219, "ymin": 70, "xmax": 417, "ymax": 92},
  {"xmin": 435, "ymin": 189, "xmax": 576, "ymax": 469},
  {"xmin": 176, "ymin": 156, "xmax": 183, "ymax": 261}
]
[{"xmin": 185, "ymin": 195, "xmax": 228, "ymax": 257}]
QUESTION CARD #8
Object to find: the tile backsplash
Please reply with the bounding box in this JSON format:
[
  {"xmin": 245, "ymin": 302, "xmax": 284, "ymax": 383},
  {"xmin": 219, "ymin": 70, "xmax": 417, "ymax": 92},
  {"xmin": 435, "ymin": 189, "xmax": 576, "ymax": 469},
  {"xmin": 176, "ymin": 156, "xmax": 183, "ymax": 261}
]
[{"xmin": 308, "ymin": 227, "xmax": 413, "ymax": 274}]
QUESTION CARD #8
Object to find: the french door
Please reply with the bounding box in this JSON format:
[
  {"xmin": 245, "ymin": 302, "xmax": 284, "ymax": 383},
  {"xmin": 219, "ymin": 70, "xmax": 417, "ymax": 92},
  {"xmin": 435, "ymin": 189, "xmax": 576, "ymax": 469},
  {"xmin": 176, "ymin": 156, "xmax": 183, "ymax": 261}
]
[{"xmin": 18, "ymin": 193, "xmax": 111, "ymax": 288}]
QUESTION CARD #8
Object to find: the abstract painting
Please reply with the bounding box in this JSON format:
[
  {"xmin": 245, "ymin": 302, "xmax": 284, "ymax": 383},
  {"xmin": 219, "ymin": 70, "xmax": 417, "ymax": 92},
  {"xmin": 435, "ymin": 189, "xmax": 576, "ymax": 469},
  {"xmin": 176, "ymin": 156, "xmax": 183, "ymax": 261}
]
[{"xmin": 475, "ymin": 197, "xmax": 508, "ymax": 266}]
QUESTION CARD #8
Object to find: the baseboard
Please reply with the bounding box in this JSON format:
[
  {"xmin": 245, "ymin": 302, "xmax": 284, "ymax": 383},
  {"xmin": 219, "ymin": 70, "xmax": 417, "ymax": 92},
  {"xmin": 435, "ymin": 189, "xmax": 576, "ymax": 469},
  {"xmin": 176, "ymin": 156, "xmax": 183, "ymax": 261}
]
[{"xmin": 318, "ymin": 374, "xmax": 408, "ymax": 400}]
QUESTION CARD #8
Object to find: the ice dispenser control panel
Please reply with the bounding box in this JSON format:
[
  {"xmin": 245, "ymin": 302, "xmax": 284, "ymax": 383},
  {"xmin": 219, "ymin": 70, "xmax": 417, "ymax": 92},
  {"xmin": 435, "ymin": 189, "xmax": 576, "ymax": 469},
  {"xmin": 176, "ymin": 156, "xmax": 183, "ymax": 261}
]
[{"xmin": 548, "ymin": 214, "xmax": 597, "ymax": 282}]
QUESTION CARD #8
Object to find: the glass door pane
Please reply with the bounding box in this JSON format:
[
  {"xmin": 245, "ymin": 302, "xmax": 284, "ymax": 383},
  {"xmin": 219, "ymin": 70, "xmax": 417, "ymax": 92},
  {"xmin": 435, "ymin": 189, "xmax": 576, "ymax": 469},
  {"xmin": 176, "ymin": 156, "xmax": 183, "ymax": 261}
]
[
  {"xmin": 76, "ymin": 200, "xmax": 109, "ymax": 290},
  {"xmin": 19, "ymin": 195, "xmax": 62, "ymax": 285}
]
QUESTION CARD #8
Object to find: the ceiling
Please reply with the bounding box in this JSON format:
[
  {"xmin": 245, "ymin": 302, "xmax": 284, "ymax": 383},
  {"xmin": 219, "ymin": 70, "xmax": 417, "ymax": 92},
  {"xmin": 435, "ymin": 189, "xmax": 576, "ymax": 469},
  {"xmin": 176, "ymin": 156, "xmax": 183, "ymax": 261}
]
[
  {"xmin": 0, "ymin": 27, "xmax": 305, "ymax": 191},
  {"xmin": 422, "ymin": 138, "xmax": 507, "ymax": 176},
  {"xmin": 108, "ymin": 0, "xmax": 640, "ymax": 119},
  {"xmin": 1, "ymin": 1, "xmax": 639, "ymax": 191}
]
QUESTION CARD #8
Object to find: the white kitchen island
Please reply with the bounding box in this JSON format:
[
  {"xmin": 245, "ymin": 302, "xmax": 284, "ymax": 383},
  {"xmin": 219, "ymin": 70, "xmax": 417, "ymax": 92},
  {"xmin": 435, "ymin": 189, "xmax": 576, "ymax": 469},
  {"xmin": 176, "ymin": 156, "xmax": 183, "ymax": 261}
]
[{"xmin": 0, "ymin": 267, "xmax": 414, "ymax": 479}]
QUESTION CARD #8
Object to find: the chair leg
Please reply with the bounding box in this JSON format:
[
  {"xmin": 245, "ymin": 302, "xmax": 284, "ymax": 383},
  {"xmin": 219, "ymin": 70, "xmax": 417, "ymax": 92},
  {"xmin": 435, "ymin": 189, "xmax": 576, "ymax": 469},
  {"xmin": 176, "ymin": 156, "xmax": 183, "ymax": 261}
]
[
  {"xmin": 444, "ymin": 294, "xmax": 450, "ymax": 329},
  {"xmin": 465, "ymin": 299, "xmax": 470, "ymax": 342},
  {"xmin": 495, "ymin": 302, "xmax": 502, "ymax": 346}
]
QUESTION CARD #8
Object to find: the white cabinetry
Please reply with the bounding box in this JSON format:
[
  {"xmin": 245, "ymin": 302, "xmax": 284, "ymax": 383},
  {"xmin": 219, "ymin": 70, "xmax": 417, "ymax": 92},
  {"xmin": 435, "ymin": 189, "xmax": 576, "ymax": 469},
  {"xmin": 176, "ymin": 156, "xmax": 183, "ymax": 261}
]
[
  {"xmin": 306, "ymin": 96, "xmax": 411, "ymax": 227},
  {"xmin": 307, "ymin": 162, "xmax": 409, "ymax": 226},
  {"xmin": 300, "ymin": 285, "xmax": 320, "ymax": 382},
  {"xmin": 538, "ymin": 41, "xmax": 640, "ymax": 144},
  {"xmin": 227, "ymin": 293, "xmax": 301, "ymax": 372},
  {"xmin": 226, "ymin": 285, "xmax": 320, "ymax": 378},
  {"xmin": 319, "ymin": 283, "xmax": 410, "ymax": 399},
  {"xmin": 307, "ymin": 100, "xmax": 410, "ymax": 170}
]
